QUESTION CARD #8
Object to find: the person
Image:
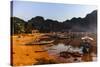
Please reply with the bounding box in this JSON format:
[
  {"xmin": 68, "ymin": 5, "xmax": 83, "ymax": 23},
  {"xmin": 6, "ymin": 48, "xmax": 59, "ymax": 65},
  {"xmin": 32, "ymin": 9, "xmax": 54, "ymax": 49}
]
[{"xmin": 80, "ymin": 39, "xmax": 93, "ymax": 61}]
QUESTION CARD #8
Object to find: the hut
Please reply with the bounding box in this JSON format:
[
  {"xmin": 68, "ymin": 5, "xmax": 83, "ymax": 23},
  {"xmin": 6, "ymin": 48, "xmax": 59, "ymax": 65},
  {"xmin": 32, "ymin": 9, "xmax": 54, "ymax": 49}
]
[{"xmin": 31, "ymin": 30, "xmax": 39, "ymax": 34}]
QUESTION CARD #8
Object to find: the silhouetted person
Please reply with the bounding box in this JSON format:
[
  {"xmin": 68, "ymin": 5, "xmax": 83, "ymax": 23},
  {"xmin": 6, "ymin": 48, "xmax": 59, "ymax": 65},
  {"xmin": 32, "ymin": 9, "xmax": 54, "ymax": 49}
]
[{"xmin": 80, "ymin": 39, "xmax": 93, "ymax": 61}]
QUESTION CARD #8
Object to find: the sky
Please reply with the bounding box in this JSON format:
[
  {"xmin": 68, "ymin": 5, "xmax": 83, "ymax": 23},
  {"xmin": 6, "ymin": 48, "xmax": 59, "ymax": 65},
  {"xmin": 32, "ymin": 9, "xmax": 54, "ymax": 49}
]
[{"xmin": 11, "ymin": 1, "xmax": 97, "ymax": 22}]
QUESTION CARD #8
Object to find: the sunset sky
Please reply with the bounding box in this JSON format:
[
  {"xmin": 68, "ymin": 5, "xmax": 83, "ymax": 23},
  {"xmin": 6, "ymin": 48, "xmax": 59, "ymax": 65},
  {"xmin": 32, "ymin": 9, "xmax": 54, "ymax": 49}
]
[{"xmin": 12, "ymin": 1, "xmax": 97, "ymax": 22}]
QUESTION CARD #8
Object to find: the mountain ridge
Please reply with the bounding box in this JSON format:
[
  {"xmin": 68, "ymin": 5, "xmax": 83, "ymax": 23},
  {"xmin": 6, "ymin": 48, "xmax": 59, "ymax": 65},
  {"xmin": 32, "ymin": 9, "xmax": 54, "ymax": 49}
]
[{"xmin": 11, "ymin": 10, "xmax": 97, "ymax": 34}]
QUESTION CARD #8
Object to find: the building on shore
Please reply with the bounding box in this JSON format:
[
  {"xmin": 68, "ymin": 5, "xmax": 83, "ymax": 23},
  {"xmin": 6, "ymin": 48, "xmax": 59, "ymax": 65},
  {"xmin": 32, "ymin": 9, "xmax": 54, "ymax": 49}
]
[{"xmin": 31, "ymin": 30, "xmax": 39, "ymax": 34}]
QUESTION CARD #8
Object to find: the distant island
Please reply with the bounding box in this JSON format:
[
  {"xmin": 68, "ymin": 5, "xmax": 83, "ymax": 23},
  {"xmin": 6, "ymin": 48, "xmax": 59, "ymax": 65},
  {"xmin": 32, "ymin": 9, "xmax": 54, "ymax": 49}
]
[{"xmin": 11, "ymin": 10, "xmax": 97, "ymax": 35}]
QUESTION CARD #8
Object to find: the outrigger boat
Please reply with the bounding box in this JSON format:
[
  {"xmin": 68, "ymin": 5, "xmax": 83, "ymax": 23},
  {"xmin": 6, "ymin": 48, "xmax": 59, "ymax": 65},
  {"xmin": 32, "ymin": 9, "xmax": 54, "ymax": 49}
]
[
  {"xmin": 26, "ymin": 40, "xmax": 54, "ymax": 45},
  {"xmin": 58, "ymin": 36, "xmax": 70, "ymax": 39}
]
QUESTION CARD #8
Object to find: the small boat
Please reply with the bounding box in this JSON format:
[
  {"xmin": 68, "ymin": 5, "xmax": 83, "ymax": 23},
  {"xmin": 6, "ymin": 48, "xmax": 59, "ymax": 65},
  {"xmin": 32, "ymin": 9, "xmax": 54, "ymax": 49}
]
[
  {"xmin": 26, "ymin": 40, "xmax": 54, "ymax": 45},
  {"xmin": 81, "ymin": 36, "xmax": 94, "ymax": 40},
  {"xmin": 48, "ymin": 48, "xmax": 57, "ymax": 50},
  {"xmin": 50, "ymin": 35, "xmax": 69, "ymax": 39},
  {"xmin": 35, "ymin": 50, "xmax": 47, "ymax": 53},
  {"xmin": 58, "ymin": 36, "xmax": 70, "ymax": 39}
]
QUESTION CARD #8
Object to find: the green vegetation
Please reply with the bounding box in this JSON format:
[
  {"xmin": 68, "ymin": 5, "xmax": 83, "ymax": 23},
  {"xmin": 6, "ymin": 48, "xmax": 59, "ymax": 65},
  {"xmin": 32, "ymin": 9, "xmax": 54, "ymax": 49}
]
[
  {"xmin": 11, "ymin": 10, "xmax": 97, "ymax": 35},
  {"xmin": 11, "ymin": 17, "xmax": 25, "ymax": 34}
]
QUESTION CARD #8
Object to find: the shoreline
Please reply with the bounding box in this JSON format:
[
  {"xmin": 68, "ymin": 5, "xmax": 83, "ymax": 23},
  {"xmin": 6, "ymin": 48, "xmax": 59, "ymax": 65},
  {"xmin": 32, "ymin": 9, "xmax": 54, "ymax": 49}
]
[{"xmin": 11, "ymin": 33, "xmax": 97, "ymax": 66}]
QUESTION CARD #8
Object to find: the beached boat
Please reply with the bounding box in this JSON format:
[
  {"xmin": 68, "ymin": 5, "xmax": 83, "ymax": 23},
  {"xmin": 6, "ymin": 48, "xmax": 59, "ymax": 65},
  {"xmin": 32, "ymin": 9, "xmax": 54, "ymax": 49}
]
[
  {"xmin": 35, "ymin": 50, "xmax": 47, "ymax": 53},
  {"xmin": 48, "ymin": 48, "xmax": 57, "ymax": 50},
  {"xmin": 26, "ymin": 40, "xmax": 54, "ymax": 45},
  {"xmin": 59, "ymin": 36, "xmax": 70, "ymax": 39}
]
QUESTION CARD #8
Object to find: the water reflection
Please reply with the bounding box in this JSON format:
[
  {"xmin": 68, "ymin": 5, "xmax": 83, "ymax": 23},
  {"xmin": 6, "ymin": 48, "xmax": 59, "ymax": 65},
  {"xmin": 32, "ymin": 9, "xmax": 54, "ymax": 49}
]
[
  {"xmin": 44, "ymin": 42, "xmax": 97, "ymax": 62},
  {"xmin": 46, "ymin": 43, "xmax": 82, "ymax": 54}
]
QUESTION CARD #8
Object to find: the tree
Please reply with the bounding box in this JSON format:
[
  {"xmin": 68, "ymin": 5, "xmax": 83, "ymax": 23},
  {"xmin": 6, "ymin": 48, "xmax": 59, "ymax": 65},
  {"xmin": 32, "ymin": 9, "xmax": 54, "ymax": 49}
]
[{"xmin": 11, "ymin": 17, "xmax": 25, "ymax": 34}]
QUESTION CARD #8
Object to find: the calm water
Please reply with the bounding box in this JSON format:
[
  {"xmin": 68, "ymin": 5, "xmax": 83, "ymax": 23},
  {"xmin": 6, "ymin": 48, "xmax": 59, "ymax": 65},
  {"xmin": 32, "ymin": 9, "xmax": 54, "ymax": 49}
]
[
  {"xmin": 44, "ymin": 43, "xmax": 97, "ymax": 62},
  {"xmin": 46, "ymin": 43, "xmax": 82, "ymax": 54}
]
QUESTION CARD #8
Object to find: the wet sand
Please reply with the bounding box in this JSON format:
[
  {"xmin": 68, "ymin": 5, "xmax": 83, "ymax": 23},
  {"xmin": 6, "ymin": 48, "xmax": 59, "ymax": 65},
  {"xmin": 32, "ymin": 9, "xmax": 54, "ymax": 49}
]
[{"xmin": 11, "ymin": 33, "xmax": 97, "ymax": 66}]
